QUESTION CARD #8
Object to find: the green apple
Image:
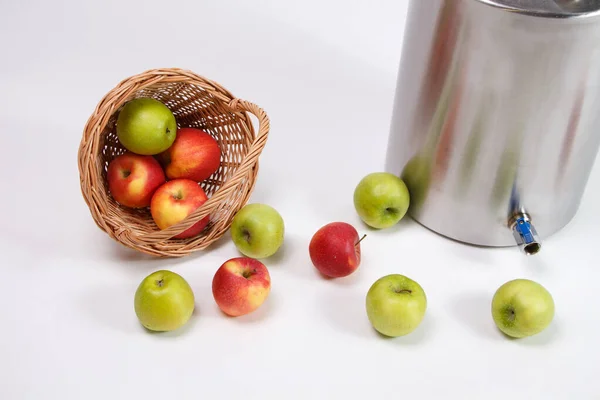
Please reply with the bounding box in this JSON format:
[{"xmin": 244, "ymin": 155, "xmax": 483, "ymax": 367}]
[
  {"xmin": 491, "ymin": 279, "xmax": 555, "ymax": 338},
  {"xmin": 134, "ymin": 270, "xmax": 195, "ymax": 332},
  {"xmin": 365, "ymin": 274, "xmax": 427, "ymax": 337},
  {"xmin": 230, "ymin": 203, "xmax": 285, "ymax": 259},
  {"xmin": 117, "ymin": 98, "xmax": 177, "ymax": 155},
  {"xmin": 353, "ymin": 172, "xmax": 410, "ymax": 229}
]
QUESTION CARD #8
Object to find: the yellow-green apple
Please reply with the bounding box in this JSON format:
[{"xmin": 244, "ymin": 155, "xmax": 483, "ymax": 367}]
[
  {"xmin": 230, "ymin": 203, "xmax": 285, "ymax": 259},
  {"xmin": 150, "ymin": 179, "xmax": 210, "ymax": 239},
  {"xmin": 309, "ymin": 222, "xmax": 364, "ymax": 278},
  {"xmin": 353, "ymin": 172, "xmax": 410, "ymax": 229},
  {"xmin": 491, "ymin": 279, "xmax": 555, "ymax": 338},
  {"xmin": 212, "ymin": 257, "xmax": 271, "ymax": 317},
  {"xmin": 134, "ymin": 270, "xmax": 195, "ymax": 332},
  {"xmin": 116, "ymin": 98, "xmax": 177, "ymax": 155},
  {"xmin": 365, "ymin": 274, "xmax": 427, "ymax": 337},
  {"xmin": 157, "ymin": 127, "xmax": 221, "ymax": 182},
  {"xmin": 107, "ymin": 152, "xmax": 166, "ymax": 208}
]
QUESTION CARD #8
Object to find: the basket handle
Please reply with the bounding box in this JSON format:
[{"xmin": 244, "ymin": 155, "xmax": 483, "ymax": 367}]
[{"xmin": 118, "ymin": 98, "xmax": 271, "ymax": 245}]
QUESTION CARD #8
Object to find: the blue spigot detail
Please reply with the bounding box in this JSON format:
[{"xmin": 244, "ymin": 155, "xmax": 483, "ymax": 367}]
[{"xmin": 511, "ymin": 214, "xmax": 541, "ymax": 255}]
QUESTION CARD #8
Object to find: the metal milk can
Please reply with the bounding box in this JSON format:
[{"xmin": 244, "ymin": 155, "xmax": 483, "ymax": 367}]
[{"xmin": 385, "ymin": 0, "xmax": 600, "ymax": 254}]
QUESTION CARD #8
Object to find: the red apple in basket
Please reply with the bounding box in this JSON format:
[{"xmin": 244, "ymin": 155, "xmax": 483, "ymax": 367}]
[
  {"xmin": 157, "ymin": 127, "xmax": 221, "ymax": 182},
  {"xmin": 212, "ymin": 257, "xmax": 271, "ymax": 317},
  {"xmin": 150, "ymin": 179, "xmax": 210, "ymax": 239},
  {"xmin": 107, "ymin": 152, "xmax": 166, "ymax": 208},
  {"xmin": 309, "ymin": 222, "xmax": 364, "ymax": 278}
]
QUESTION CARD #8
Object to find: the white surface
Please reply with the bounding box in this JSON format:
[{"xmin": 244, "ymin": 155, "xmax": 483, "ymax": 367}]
[{"xmin": 1, "ymin": 0, "xmax": 599, "ymax": 399}]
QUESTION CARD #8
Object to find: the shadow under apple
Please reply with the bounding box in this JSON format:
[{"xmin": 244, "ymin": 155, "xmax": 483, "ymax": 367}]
[
  {"xmin": 318, "ymin": 288, "xmax": 434, "ymax": 344},
  {"xmin": 109, "ymin": 231, "xmax": 231, "ymax": 263},
  {"xmin": 147, "ymin": 305, "xmax": 201, "ymax": 339},
  {"xmin": 357, "ymin": 214, "xmax": 416, "ymax": 237},
  {"xmin": 265, "ymin": 233, "xmax": 328, "ymax": 283},
  {"xmin": 318, "ymin": 289, "xmax": 376, "ymax": 339},
  {"xmin": 215, "ymin": 289, "xmax": 277, "ymax": 324},
  {"xmin": 501, "ymin": 319, "xmax": 560, "ymax": 347},
  {"xmin": 79, "ymin": 282, "xmax": 204, "ymax": 337},
  {"xmin": 78, "ymin": 283, "xmax": 141, "ymax": 334},
  {"xmin": 450, "ymin": 292, "xmax": 503, "ymax": 340},
  {"xmin": 256, "ymin": 232, "xmax": 293, "ymax": 268},
  {"xmin": 373, "ymin": 313, "xmax": 434, "ymax": 346}
]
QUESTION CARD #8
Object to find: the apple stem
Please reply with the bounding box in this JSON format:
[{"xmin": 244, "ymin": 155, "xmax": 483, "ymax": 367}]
[
  {"xmin": 242, "ymin": 269, "xmax": 257, "ymax": 279},
  {"xmin": 507, "ymin": 308, "xmax": 516, "ymax": 322},
  {"xmin": 156, "ymin": 279, "xmax": 164, "ymax": 288},
  {"xmin": 355, "ymin": 234, "xmax": 367, "ymax": 246}
]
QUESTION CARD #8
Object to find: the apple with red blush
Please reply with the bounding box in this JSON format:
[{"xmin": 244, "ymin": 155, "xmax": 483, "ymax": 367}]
[
  {"xmin": 212, "ymin": 257, "xmax": 271, "ymax": 317},
  {"xmin": 150, "ymin": 178, "xmax": 210, "ymax": 239},
  {"xmin": 157, "ymin": 127, "xmax": 221, "ymax": 182},
  {"xmin": 309, "ymin": 222, "xmax": 365, "ymax": 278},
  {"xmin": 107, "ymin": 152, "xmax": 166, "ymax": 208}
]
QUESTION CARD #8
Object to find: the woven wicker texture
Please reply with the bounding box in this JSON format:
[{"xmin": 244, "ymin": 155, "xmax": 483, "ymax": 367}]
[{"xmin": 78, "ymin": 68, "xmax": 270, "ymax": 257}]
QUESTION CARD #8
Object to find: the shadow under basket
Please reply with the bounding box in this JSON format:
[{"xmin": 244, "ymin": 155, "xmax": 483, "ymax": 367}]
[{"xmin": 78, "ymin": 68, "xmax": 270, "ymax": 257}]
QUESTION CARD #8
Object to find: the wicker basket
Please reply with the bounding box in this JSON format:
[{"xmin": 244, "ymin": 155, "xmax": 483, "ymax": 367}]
[{"xmin": 78, "ymin": 68, "xmax": 270, "ymax": 257}]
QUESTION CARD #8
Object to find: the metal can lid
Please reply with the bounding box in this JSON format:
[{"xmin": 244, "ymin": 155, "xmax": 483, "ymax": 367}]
[{"xmin": 479, "ymin": 0, "xmax": 600, "ymax": 18}]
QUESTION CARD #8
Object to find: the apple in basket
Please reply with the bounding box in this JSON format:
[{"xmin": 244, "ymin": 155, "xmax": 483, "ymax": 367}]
[
  {"xmin": 150, "ymin": 179, "xmax": 210, "ymax": 239},
  {"xmin": 107, "ymin": 152, "xmax": 166, "ymax": 208},
  {"xmin": 116, "ymin": 98, "xmax": 178, "ymax": 156},
  {"xmin": 157, "ymin": 127, "xmax": 222, "ymax": 182}
]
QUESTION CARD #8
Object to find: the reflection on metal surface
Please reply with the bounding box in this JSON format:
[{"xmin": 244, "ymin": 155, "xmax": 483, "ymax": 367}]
[
  {"xmin": 386, "ymin": 0, "xmax": 600, "ymax": 247},
  {"xmin": 479, "ymin": 0, "xmax": 600, "ymax": 17}
]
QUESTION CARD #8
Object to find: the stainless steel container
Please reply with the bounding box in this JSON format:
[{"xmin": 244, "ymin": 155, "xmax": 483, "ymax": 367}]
[{"xmin": 385, "ymin": 0, "xmax": 600, "ymax": 254}]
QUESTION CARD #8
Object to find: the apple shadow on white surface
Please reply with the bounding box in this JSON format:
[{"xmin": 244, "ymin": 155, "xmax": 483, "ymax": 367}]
[
  {"xmin": 79, "ymin": 284, "xmax": 142, "ymax": 334},
  {"xmin": 374, "ymin": 314, "xmax": 433, "ymax": 346},
  {"xmin": 504, "ymin": 320, "xmax": 560, "ymax": 347},
  {"xmin": 359, "ymin": 216, "xmax": 415, "ymax": 236},
  {"xmin": 451, "ymin": 293, "xmax": 560, "ymax": 345},
  {"xmin": 318, "ymin": 289, "xmax": 372, "ymax": 338},
  {"xmin": 80, "ymin": 283, "xmax": 204, "ymax": 337},
  {"xmin": 318, "ymin": 289, "xmax": 432, "ymax": 344},
  {"xmin": 109, "ymin": 232, "xmax": 231, "ymax": 263},
  {"xmin": 147, "ymin": 306, "xmax": 201, "ymax": 339},
  {"xmin": 266, "ymin": 232, "xmax": 341, "ymax": 283},
  {"xmin": 261, "ymin": 233, "xmax": 292, "ymax": 267},
  {"xmin": 230, "ymin": 290, "xmax": 277, "ymax": 324},
  {"xmin": 450, "ymin": 293, "xmax": 500, "ymax": 340}
]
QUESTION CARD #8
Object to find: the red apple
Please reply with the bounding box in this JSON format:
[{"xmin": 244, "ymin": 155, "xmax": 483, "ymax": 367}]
[
  {"xmin": 106, "ymin": 152, "xmax": 166, "ymax": 208},
  {"xmin": 150, "ymin": 179, "xmax": 210, "ymax": 239},
  {"xmin": 212, "ymin": 257, "xmax": 271, "ymax": 317},
  {"xmin": 157, "ymin": 127, "xmax": 221, "ymax": 182},
  {"xmin": 309, "ymin": 222, "xmax": 364, "ymax": 278}
]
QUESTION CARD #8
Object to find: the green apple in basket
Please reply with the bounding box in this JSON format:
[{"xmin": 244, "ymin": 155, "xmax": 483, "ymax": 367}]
[{"xmin": 117, "ymin": 98, "xmax": 178, "ymax": 155}]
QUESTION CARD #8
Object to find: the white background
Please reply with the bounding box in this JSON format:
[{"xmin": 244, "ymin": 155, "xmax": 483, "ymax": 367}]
[{"xmin": 1, "ymin": 0, "xmax": 599, "ymax": 399}]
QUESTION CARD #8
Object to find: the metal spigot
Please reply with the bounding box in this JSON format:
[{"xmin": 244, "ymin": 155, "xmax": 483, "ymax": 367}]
[{"xmin": 510, "ymin": 213, "xmax": 541, "ymax": 255}]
